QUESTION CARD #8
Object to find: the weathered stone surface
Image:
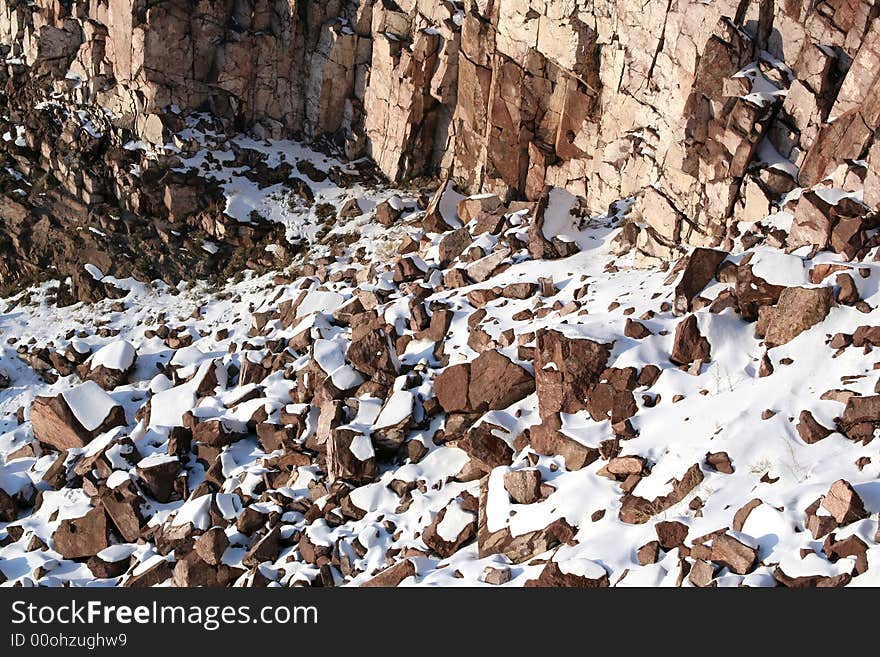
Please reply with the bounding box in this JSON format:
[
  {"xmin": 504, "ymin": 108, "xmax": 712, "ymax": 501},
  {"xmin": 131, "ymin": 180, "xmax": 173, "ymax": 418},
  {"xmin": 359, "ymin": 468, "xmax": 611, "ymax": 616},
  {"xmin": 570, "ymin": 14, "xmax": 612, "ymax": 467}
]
[
  {"xmin": 710, "ymin": 533, "xmax": 758, "ymax": 575},
  {"xmin": 31, "ymin": 385, "xmax": 126, "ymax": 451},
  {"xmin": 674, "ymin": 249, "xmax": 728, "ymax": 315},
  {"xmin": 524, "ymin": 561, "xmax": 609, "ymax": 588},
  {"xmin": 52, "ymin": 506, "xmax": 108, "ymax": 559},
  {"xmin": 533, "ymin": 329, "xmax": 610, "ymax": 418},
  {"xmin": 435, "ymin": 350, "xmax": 534, "ymax": 414},
  {"xmin": 670, "ymin": 316, "xmax": 711, "ymax": 367},
  {"xmin": 821, "ymin": 480, "xmax": 868, "ymax": 525},
  {"xmin": 362, "ymin": 559, "xmax": 416, "ymax": 587},
  {"xmin": 503, "ymin": 469, "xmax": 543, "ymax": 505},
  {"xmin": 763, "ymin": 287, "xmax": 835, "ymax": 347}
]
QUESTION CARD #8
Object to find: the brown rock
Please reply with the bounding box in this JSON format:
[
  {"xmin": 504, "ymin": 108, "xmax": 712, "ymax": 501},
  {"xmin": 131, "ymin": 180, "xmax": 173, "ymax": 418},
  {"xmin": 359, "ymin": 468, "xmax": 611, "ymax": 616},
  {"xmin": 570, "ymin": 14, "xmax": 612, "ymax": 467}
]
[
  {"xmin": 327, "ymin": 427, "xmax": 377, "ymax": 485},
  {"xmin": 670, "ymin": 315, "xmax": 711, "ymax": 366},
  {"xmin": 31, "ymin": 385, "xmax": 126, "ymax": 451},
  {"xmin": 529, "ymin": 416, "xmax": 599, "ymax": 471},
  {"xmin": 458, "ymin": 423, "xmax": 514, "ymax": 471},
  {"xmin": 796, "ymin": 410, "xmax": 834, "ymax": 444},
  {"xmin": 362, "ymin": 559, "xmax": 416, "ymax": 587},
  {"xmin": 534, "ymin": 329, "xmax": 611, "ymax": 417},
  {"xmin": 764, "ymin": 287, "xmax": 834, "ymax": 347},
  {"xmin": 123, "ymin": 559, "xmax": 173, "ymax": 588},
  {"xmin": 688, "ymin": 559, "xmax": 718, "ymax": 587},
  {"xmin": 674, "ymin": 248, "xmax": 728, "ymax": 315},
  {"xmin": 194, "ymin": 527, "xmax": 229, "ymax": 567},
  {"xmin": 136, "ymin": 456, "xmax": 181, "ymax": 503},
  {"xmin": 705, "ymin": 451, "xmax": 734, "ymax": 474},
  {"xmin": 773, "ymin": 568, "xmax": 851, "ymax": 588},
  {"xmin": 619, "ymin": 464, "xmax": 703, "ymax": 524},
  {"xmin": 503, "ymin": 469, "xmax": 542, "ymax": 504},
  {"xmin": 422, "ymin": 501, "xmax": 477, "ymax": 558},
  {"xmin": 733, "ymin": 499, "xmax": 762, "ymax": 532},
  {"xmin": 172, "ymin": 551, "xmax": 223, "ymax": 587},
  {"xmin": 434, "ymin": 350, "xmax": 534, "ymax": 414},
  {"xmin": 483, "ymin": 566, "xmax": 511, "ymax": 585},
  {"xmin": 637, "ymin": 540, "xmax": 661, "ymax": 565},
  {"xmin": 821, "ymin": 480, "xmax": 868, "ymax": 525},
  {"xmin": 374, "ymin": 198, "xmax": 403, "ymax": 226},
  {"xmin": 655, "ymin": 521, "xmax": 689, "ymax": 549},
  {"xmin": 52, "ymin": 505, "xmax": 108, "ymax": 559},
  {"xmin": 710, "ymin": 533, "xmax": 758, "ymax": 574},
  {"xmin": 852, "ymin": 326, "xmax": 880, "ymax": 347},
  {"xmin": 242, "ymin": 526, "xmax": 281, "ymax": 567},
  {"xmin": 524, "ymin": 561, "xmax": 609, "ymax": 588},
  {"xmin": 478, "ymin": 479, "xmax": 576, "ymax": 563},
  {"xmin": 624, "ymin": 318, "xmax": 652, "ymax": 339},
  {"xmin": 836, "ymin": 273, "xmax": 860, "ymax": 305}
]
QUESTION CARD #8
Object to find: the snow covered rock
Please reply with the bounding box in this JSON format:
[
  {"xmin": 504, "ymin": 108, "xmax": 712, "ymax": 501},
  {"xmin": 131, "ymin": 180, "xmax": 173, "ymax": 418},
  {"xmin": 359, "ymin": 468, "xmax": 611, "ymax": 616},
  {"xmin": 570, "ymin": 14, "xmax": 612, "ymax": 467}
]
[
  {"xmin": 327, "ymin": 427, "xmax": 377, "ymax": 485},
  {"xmin": 422, "ymin": 500, "xmax": 477, "ymax": 558},
  {"xmin": 31, "ymin": 381, "xmax": 126, "ymax": 451},
  {"xmin": 80, "ymin": 340, "xmax": 136, "ymax": 390},
  {"xmin": 525, "ymin": 558, "xmax": 609, "ymax": 588}
]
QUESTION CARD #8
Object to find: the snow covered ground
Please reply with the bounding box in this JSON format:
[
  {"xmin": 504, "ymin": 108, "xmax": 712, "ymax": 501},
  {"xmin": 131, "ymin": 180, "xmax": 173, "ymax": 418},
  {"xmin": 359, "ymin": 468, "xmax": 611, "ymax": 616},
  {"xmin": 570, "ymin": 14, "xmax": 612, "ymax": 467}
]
[{"xmin": 1, "ymin": 137, "xmax": 879, "ymax": 588}]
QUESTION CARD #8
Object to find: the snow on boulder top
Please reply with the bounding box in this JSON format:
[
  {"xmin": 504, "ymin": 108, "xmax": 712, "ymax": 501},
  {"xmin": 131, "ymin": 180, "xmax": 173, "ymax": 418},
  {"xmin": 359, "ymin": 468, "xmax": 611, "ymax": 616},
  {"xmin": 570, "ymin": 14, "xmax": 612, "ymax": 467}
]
[
  {"xmin": 97, "ymin": 544, "xmax": 137, "ymax": 563},
  {"xmin": 374, "ymin": 389, "xmax": 413, "ymax": 430},
  {"xmin": 60, "ymin": 381, "xmax": 122, "ymax": 432},
  {"xmin": 313, "ymin": 339, "xmax": 364, "ymax": 390},
  {"xmin": 348, "ymin": 433, "xmax": 375, "ymax": 461},
  {"xmin": 170, "ymin": 343, "xmax": 210, "ymax": 367},
  {"xmin": 106, "ymin": 470, "xmax": 132, "ymax": 489},
  {"xmin": 149, "ymin": 383, "xmax": 197, "ymax": 429},
  {"xmin": 171, "ymin": 494, "xmax": 213, "ymax": 530},
  {"xmin": 70, "ymin": 339, "xmax": 91, "ymax": 354},
  {"xmin": 296, "ymin": 290, "xmax": 345, "ymax": 319},
  {"xmin": 748, "ymin": 248, "xmax": 811, "ymax": 286},
  {"xmin": 436, "ymin": 502, "xmax": 475, "ymax": 543},
  {"xmin": 91, "ymin": 340, "xmax": 136, "ymax": 372},
  {"xmin": 136, "ymin": 453, "xmax": 179, "ymax": 469},
  {"xmin": 84, "ymin": 263, "xmax": 104, "ymax": 280}
]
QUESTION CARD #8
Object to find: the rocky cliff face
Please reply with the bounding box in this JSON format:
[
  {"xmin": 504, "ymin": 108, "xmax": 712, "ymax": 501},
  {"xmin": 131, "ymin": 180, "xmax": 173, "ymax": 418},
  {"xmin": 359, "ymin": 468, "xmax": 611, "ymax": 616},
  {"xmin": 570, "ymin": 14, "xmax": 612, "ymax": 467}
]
[{"xmin": 0, "ymin": 0, "xmax": 878, "ymax": 283}]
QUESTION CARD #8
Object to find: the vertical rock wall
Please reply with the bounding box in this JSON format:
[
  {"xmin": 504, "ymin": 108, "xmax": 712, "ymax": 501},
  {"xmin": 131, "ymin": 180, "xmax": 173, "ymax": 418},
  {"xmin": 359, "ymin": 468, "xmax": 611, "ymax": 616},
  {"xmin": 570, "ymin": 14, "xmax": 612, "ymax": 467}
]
[{"xmin": 0, "ymin": 0, "xmax": 879, "ymax": 255}]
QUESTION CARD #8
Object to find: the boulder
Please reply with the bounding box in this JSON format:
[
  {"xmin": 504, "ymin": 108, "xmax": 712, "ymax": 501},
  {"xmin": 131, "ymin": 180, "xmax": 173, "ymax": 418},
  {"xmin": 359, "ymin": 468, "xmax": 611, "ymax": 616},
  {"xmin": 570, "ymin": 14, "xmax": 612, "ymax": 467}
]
[
  {"xmin": 763, "ymin": 287, "xmax": 834, "ymax": 347},
  {"xmin": 31, "ymin": 382, "xmax": 126, "ymax": 451},
  {"xmin": 434, "ymin": 350, "xmax": 534, "ymax": 414},
  {"xmin": 52, "ymin": 505, "xmax": 109, "ymax": 559},
  {"xmin": 422, "ymin": 501, "xmax": 477, "ymax": 558},
  {"xmin": 533, "ymin": 329, "xmax": 611, "ymax": 417},
  {"xmin": 670, "ymin": 315, "xmax": 710, "ymax": 366},
  {"xmin": 674, "ymin": 248, "xmax": 728, "ymax": 315}
]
